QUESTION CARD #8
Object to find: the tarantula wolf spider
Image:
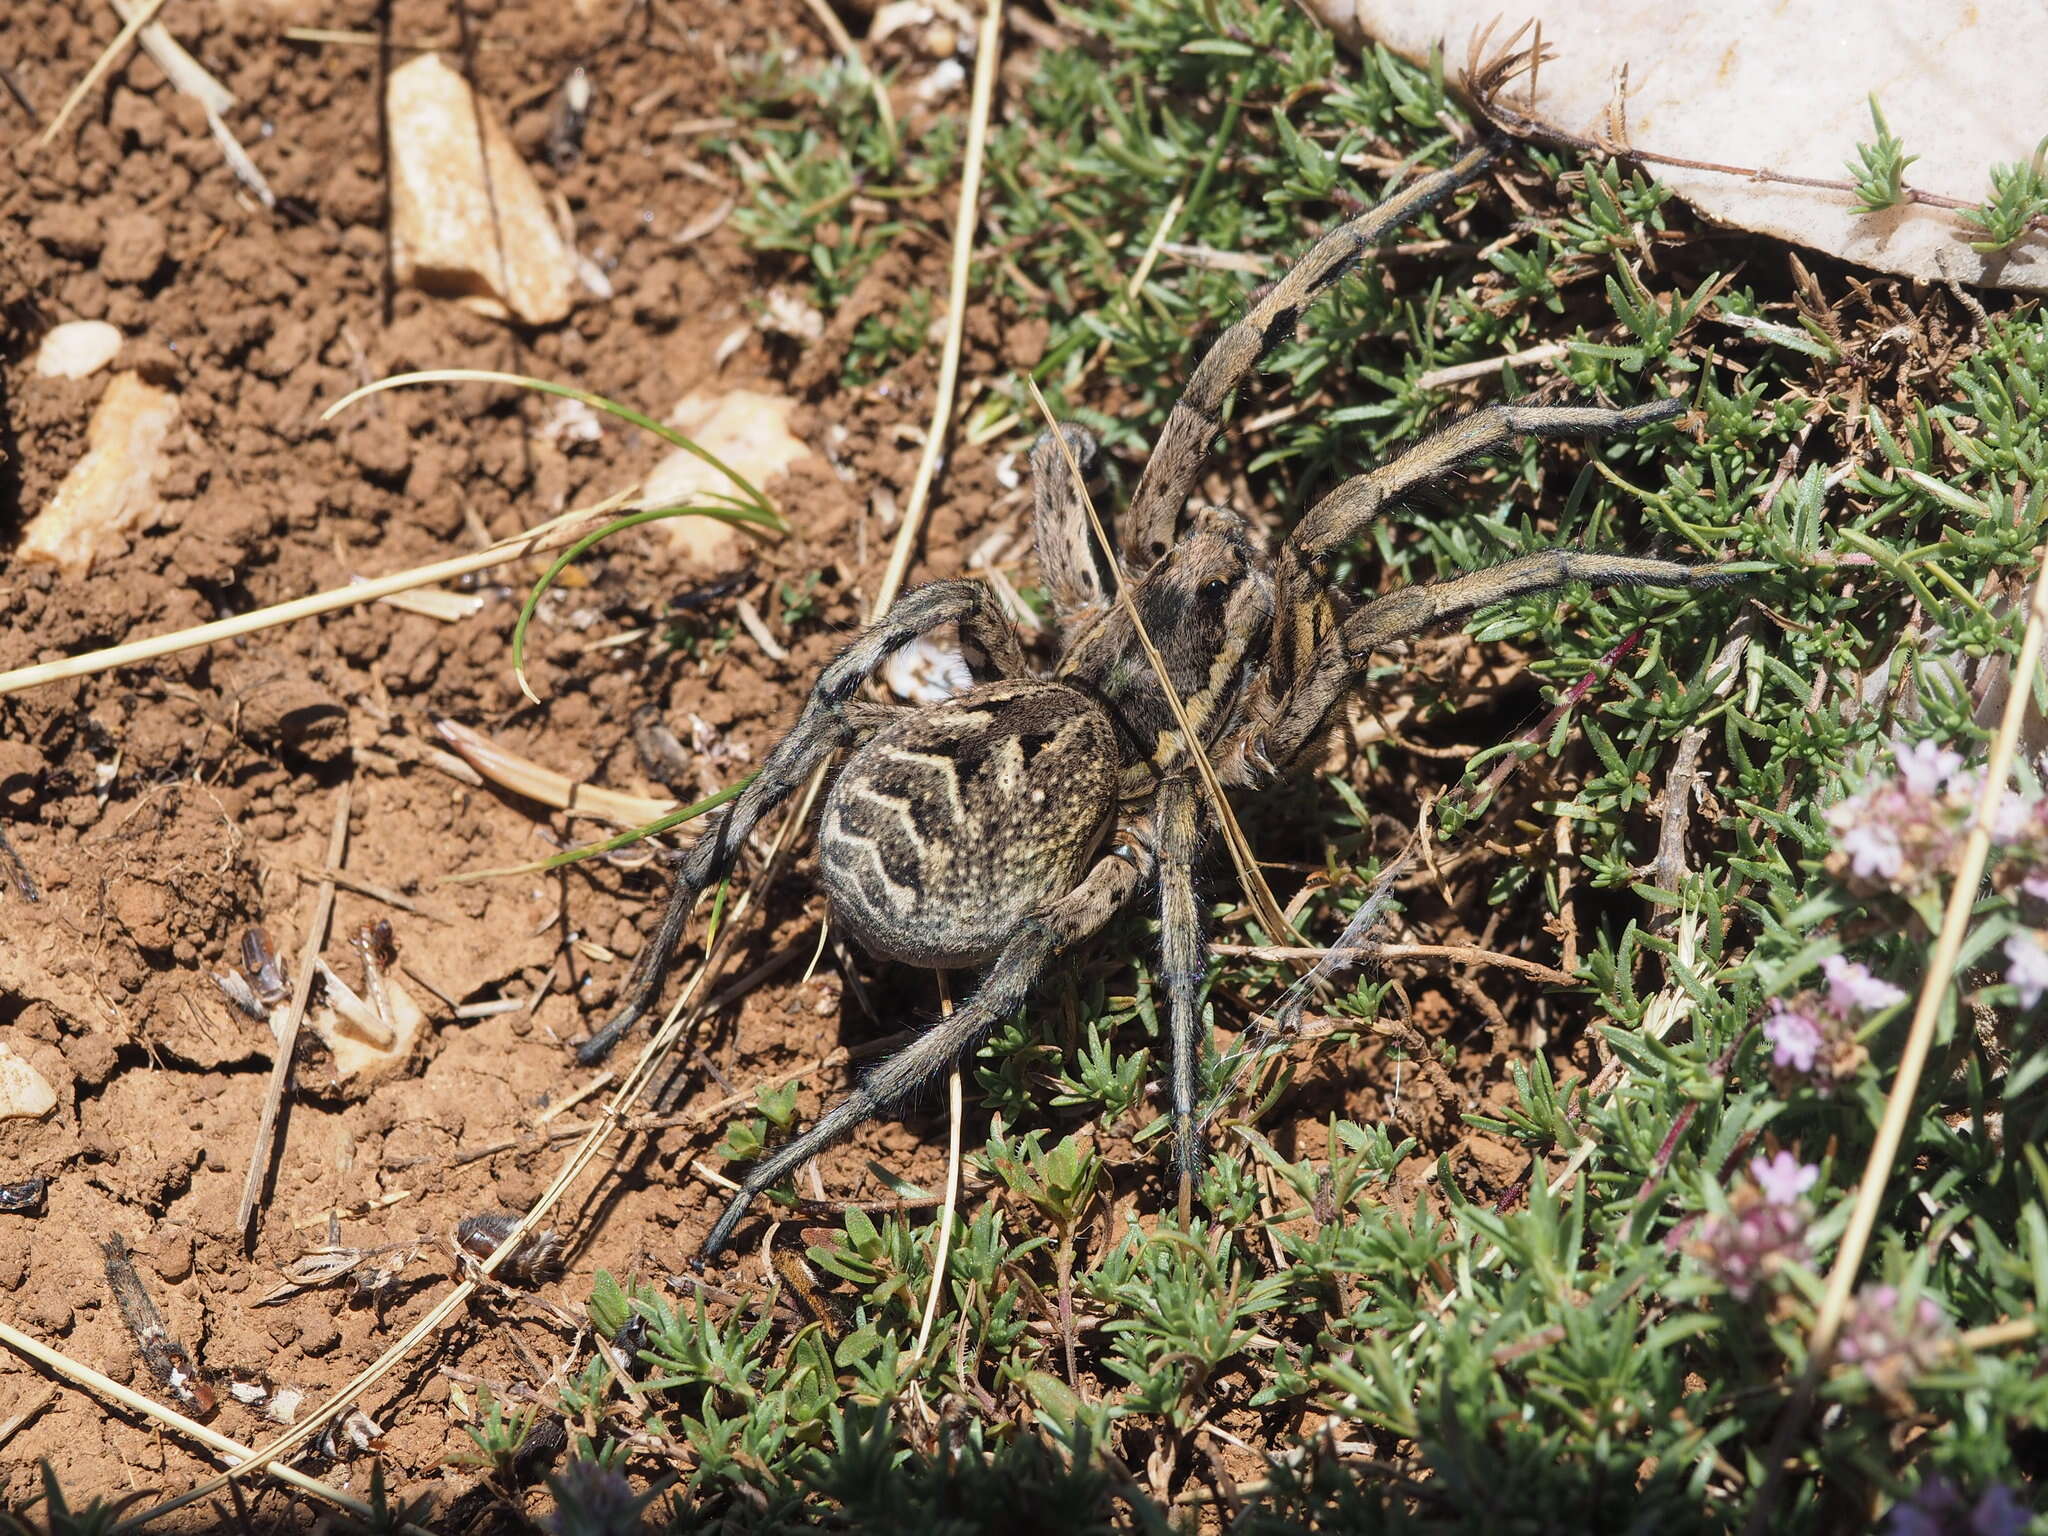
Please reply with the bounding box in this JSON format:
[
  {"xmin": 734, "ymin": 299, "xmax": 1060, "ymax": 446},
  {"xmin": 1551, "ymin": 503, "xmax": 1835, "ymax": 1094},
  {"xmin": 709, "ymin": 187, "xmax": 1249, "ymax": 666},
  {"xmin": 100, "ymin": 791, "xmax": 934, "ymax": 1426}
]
[{"xmin": 594, "ymin": 138, "xmax": 1733, "ymax": 1261}]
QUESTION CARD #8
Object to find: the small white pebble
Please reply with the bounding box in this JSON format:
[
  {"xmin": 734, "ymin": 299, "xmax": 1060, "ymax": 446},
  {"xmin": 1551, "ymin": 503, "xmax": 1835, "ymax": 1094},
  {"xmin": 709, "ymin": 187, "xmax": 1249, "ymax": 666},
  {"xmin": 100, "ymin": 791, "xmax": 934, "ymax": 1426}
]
[
  {"xmin": 34, "ymin": 320, "xmax": 123, "ymax": 380},
  {"xmin": 536, "ymin": 397, "xmax": 603, "ymax": 448},
  {"xmin": 882, "ymin": 634, "xmax": 973, "ymax": 703},
  {"xmin": 916, "ymin": 59, "xmax": 966, "ymax": 102},
  {"xmin": 993, "ymin": 451, "xmax": 1021, "ymax": 491}
]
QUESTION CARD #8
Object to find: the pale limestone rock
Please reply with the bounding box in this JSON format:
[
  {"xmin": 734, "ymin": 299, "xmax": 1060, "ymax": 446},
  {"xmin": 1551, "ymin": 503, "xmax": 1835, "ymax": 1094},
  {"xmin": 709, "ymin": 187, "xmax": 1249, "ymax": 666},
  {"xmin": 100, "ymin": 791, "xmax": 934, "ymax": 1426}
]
[
  {"xmin": 639, "ymin": 389, "xmax": 808, "ymax": 572},
  {"xmin": 1307, "ymin": 0, "xmax": 2048, "ymax": 293},
  {"xmin": 0, "ymin": 1042, "xmax": 57, "ymax": 1122},
  {"xmin": 386, "ymin": 53, "xmax": 577, "ymax": 324},
  {"xmin": 19, "ymin": 372, "xmax": 178, "ymax": 576},
  {"xmin": 34, "ymin": 320, "xmax": 123, "ymax": 380}
]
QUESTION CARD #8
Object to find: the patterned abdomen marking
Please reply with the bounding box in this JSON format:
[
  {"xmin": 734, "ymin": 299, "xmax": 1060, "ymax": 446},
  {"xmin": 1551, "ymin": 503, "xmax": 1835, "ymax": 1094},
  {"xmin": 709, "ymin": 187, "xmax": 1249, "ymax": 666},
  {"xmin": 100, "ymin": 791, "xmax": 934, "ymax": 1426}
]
[{"xmin": 820, "ymin": 680, "xmax": 1119, "ymax": 969}]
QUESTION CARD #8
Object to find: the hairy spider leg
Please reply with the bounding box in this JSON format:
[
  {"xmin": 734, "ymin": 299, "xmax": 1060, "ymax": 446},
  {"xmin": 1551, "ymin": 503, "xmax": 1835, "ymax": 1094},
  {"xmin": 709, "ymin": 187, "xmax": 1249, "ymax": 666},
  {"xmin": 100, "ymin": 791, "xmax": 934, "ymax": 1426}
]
[
  {"xmin": 1152, "ymin": 773, "xmax": 1209, "ymax": 1211},
  {"xmin": 581, "ymin": 580, "xmax": 1032, "ymax": 1066},
  {"xmin": 1121, "ymin": 137, "xmax": 1502, "ymax": 566},
  {"xmin": 1242, "ymin": 399, "xmax": 1729, "ymax": 778},
  {"xmin": 699, "ymin": 848, "xmax": 1144, "ymax": 1260},
  {"xmin": 1029, "ymin": 422, "xmax": 1114, "ymax": 620}
]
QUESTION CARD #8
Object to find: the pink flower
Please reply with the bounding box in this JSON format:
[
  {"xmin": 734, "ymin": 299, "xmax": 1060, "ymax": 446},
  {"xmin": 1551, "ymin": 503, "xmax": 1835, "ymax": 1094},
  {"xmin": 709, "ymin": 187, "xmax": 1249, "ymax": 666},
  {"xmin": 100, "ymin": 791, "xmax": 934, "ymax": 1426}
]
[
  {"xmin": 1837, "ymin": 1283, "xmax": 1953, "ymax": 1400},
  {"xmin": 1763, "ymin": 1003, "xmax": 1824, "ymax": 1072},
  {"xmin": 1691, "ymin": 1189, "xmax": 1809, "ymax": 1300},
  {"xmin": 1821, "ymin": 955, "xmax": 1907, "ymax": 1013},
  {"xmin": 2005, "ymin": 930, "xmax": 2048, "ymax": 1010},
  {"xmin": 1751, "ymin": 1151, "xmax": 1819, "ymax": 1206},
  {"xmin": 1833, "ymin": 813, "xmax": 1907, "ymax": 882},
  {"xmin": 1894, "ymin": 738, "xmax": 1963, "ymax": 797}
]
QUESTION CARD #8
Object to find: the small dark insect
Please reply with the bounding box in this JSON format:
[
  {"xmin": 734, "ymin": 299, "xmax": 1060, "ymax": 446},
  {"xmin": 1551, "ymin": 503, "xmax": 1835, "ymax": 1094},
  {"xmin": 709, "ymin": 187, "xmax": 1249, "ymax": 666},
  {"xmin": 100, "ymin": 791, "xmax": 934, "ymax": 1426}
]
[
  {"xmin": 455, "ymin": 1213, "xmax": 565, "ymax": 1285},
  {"xmin": 511, "ymin": 1415, "xmax": 569, "ymax": 1484},
  {"xmin": 0, "ymin": 1176, "xmax": 48, "ymax": 1215},
  {"xmin": 592, "ymin": 138, "xmax": 1737, "ymax": 1263},
  {"xmin": 100, "ymin": 1234, "xmax": 215, "ymax": 1417},
  {"xmin": 666, "ymin": 567, "xmax": 754, "ymax": 614},
  {"xmin": 632, "ymin": 704, "xmax": 695, "ymax": 792},
  {"xmin": 215, "ymin": 926, "xmax": 290, "ymax": 1018},
  {"xmin": 0, "ymin": 825, "xmax": 40, "ymax": 902},
  {"xmin": 546, "ymin": 65, "xmax": 592, "ymax": 171},
  {"xmin": 241, "ymin": 926, "xmax": 289, "ymax": 1005},
  {"xmin": 351, "ymin": 919, "xmax": 402, "ymax": 1041}
]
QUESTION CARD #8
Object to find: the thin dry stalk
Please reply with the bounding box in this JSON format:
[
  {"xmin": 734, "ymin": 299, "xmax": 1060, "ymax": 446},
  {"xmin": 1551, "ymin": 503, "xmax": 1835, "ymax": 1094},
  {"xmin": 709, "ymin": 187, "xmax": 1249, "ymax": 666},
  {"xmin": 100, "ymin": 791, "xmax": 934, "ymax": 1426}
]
[
  {"xmin": 1025, "ymin": 376, "xmax": 1302, "ymax": 948},
  {"xmin": 35, "ymin": 0, "xmax": 167, "ymax": 150},
  {"xmin": 236, "ymin": 785, "xmax": 350, "ymax": 1246},
  {"xmin": 1212, "ymin": 941, "xmax": 1572, "ymax": 987},
  {"xmin": 0, "ymin": 1319, "xmax": 432, "ymax": 1535},
  {"xmin": 0, "ymin": 500, "xmax": 632, "ymax": 699},
  {"xmin": 908, "ymin": 981, "xmax": 964, "ymax": 1370},
  {"xmin": 1742, "ymin": 552, "xmax": 2048, "ymax": 1529},
  {"xmin": 869, "ymin": 0, "xmax": 1004, "ymax": 617}
]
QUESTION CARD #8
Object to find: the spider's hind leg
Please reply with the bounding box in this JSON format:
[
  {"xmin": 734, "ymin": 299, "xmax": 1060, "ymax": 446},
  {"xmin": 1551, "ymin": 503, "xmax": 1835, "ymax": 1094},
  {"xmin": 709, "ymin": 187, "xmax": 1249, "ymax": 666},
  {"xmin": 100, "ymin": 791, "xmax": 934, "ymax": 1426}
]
[
  {"xmin": 579, "ymin": 580, "xmax": 1030, "ymax": 1066},
  {"xmin": 1153, "ymin": 775, "xmax": 1209, "ymax": 1216},
  {"xmin": 698, "ymin": 848, "xmax": 1142, "ymax": 1261},
  {"xmin": 1343, "ymin": 547, "xmax": 1736, "ymax": 655}
]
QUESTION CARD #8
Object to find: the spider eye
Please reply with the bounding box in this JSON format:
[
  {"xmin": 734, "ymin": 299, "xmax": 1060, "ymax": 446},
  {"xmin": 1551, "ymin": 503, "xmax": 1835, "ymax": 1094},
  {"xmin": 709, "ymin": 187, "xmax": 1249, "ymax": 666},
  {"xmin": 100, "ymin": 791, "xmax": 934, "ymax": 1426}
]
[{"xmin": 1199, "ymin": 578, "xmax": 1233, "ymax": 602}]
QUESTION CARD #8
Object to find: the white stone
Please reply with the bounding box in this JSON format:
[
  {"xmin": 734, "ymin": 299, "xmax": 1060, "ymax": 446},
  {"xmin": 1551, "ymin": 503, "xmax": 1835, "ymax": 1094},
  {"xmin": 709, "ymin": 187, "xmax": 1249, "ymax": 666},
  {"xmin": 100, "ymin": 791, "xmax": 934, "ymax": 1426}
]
[
  {"xmin": 34, "ymin": 320, "xmax": 123, "ymax": 380},
  {"xmin": 639, "ymin": 389, "xmax": 809, "ymax": 573},
  {"xmin": 1310, "ymin": 0, "xmax": 2048, "ymax": 292},
  {"xmin": 19, "ymin": 371, "xmax": 178, "ymax": 576},
  {"xmin": 0, "ymin": 1041, "xmax": 57, "ymax": 1121},
  {"xmin": 386, "ymin": 53, "xmax": 578, "ymax": 324}
]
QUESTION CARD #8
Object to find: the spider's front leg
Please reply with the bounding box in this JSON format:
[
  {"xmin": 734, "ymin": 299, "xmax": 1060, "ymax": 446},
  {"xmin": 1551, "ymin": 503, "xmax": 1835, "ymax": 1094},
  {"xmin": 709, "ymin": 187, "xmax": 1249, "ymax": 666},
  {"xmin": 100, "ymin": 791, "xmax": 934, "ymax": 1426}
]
[
  {"xmin": 1123, "ymin": 138, "xmax": 1502, "ymax": 565},
  {"xmin": 579, "ymin": 580, "xmax": 1029, "ymax": 1065},
  {"xmin": 1247, "ymin": 398, "xmax": 1733, "ymax": 775},
  {"xmin": 699, "ymin": 848, "xmax": 1142, "ymax": 1261}
]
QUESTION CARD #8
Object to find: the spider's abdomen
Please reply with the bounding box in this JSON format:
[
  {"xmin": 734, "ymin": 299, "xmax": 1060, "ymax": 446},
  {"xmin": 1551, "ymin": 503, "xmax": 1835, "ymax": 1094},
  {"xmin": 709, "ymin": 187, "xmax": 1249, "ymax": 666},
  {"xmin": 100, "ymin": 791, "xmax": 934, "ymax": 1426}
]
[{"xmin": 820, "ymin": 680, "xmax": 1119, "ymax": 970}]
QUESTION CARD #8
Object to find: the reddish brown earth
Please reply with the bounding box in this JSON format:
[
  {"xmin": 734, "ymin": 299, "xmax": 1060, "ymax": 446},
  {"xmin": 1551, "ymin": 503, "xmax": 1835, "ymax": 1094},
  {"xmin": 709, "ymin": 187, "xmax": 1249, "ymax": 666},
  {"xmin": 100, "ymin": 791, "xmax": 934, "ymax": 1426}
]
[{"xmin": 0, "ymin": 1, "xmax": 1594, "ymax": 1524}]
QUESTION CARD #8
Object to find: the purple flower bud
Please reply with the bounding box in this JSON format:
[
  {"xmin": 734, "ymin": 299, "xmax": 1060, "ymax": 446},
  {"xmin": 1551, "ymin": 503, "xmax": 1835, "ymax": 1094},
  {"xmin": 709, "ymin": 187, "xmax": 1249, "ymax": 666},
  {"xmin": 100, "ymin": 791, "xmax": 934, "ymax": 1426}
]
[
  {"xmin": 1821, "ymin": 955, "xmax": 1906, "ymax": 1013},
  {"xmin": 1750, "ymin": 1151, "xmax": 1819, "ymax": 1206},
  {"xmin": 2005, "ymin": 930, "xmax": 2048, "ymax": 1010}
]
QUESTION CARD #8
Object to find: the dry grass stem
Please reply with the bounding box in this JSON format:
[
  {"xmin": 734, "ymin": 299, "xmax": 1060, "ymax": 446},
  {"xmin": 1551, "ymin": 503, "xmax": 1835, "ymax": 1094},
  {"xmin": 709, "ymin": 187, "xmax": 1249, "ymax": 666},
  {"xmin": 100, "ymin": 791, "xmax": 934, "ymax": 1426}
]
[
  {"xmin": 0, "ymin": 501, "xmax": 634, "ymax": 699},
  {"xmin": 432, "ymin": 718, "xmax": 678, "ymax": 825},
  {"xmin": 0, "ymin": 1319, "xmax": 431, "ymax": 1534},
  {"xmin": 35, "ymin": 0, "xmax": 166, "ymax": 150},
  {"xmin": 235, "ymin": 785, "xmax": 350, "ymax": 1246},
  {"xmin": 908, "ymin": 982, "xmax": 964, "ymax": 1370},
  {"xmin": 870, "ymin": 0, "xmax": 1004, "ymax": 617}
]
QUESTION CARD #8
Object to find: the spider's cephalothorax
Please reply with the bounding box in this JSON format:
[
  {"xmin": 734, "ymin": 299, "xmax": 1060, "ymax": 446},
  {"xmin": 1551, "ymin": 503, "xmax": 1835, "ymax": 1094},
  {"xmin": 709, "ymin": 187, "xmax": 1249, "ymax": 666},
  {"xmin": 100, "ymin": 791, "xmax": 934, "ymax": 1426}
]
[{"xmin": 586, "ymin": 139, "xmax": 1737, "ymax": 1260}]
